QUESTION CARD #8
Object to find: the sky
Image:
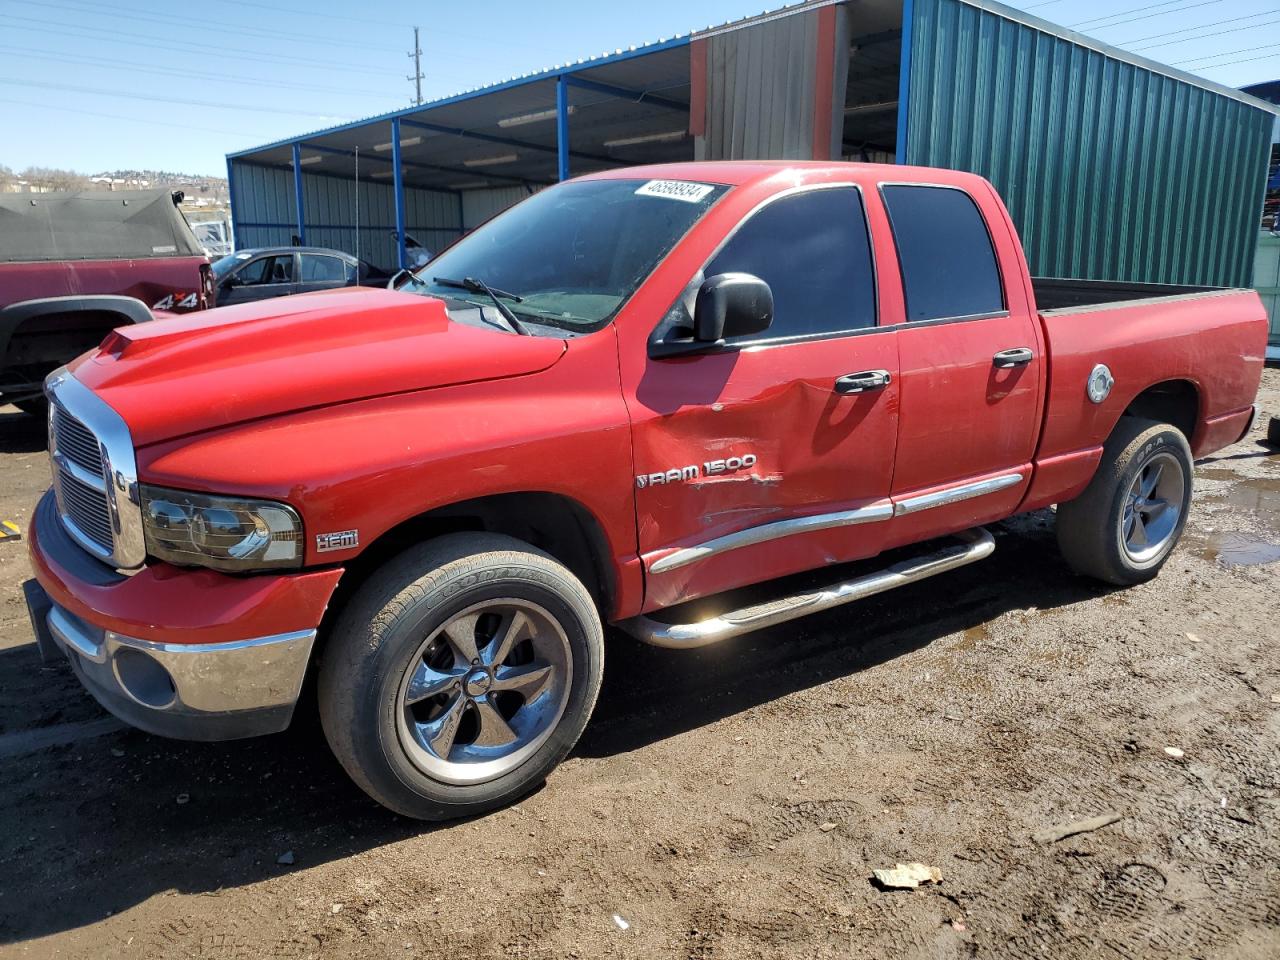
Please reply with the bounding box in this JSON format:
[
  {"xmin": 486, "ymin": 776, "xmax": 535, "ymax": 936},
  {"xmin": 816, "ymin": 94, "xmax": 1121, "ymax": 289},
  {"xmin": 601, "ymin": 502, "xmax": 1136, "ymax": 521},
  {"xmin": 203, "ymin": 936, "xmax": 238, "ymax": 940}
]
[{"xmin": 1, "ymin": 0, "xmax": 1277, "ymax": 176}]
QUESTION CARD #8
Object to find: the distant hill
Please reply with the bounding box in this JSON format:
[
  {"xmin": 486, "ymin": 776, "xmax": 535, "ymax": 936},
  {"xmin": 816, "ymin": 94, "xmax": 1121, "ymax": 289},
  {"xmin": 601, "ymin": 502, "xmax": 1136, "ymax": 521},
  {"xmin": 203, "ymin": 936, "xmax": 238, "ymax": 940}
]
[{"xmin": 1, "ymin": 164, "xmax": 226, "ymax": 198}]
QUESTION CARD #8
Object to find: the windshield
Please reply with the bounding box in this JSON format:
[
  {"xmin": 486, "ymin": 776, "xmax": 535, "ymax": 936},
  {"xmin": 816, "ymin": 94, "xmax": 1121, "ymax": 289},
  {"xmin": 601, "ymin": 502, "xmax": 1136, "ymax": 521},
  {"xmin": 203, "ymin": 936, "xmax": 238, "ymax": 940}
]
[
  {"xmin": 402, "ymin": 178, "xmax": 729, "ymax": 329},
  {"xmin": 212, "ymin": 251, "xmax": 253, "ymax": 279}
]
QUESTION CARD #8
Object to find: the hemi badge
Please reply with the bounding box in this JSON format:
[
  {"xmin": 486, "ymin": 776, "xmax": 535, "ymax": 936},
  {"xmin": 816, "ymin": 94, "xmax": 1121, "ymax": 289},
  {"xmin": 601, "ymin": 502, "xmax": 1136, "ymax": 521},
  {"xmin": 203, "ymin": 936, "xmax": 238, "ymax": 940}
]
[{"xmin": 316, "ymin": 530, "xmax": 359, "ymax": 552}]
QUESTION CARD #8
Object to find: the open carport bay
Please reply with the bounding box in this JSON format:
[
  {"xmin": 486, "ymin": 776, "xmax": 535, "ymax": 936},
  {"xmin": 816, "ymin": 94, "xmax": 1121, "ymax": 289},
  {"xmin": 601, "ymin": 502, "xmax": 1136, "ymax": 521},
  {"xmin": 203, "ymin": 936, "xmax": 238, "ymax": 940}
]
[{"xmin": 0, "ymin": 371, "xmax": 1278, "ymax": 960}]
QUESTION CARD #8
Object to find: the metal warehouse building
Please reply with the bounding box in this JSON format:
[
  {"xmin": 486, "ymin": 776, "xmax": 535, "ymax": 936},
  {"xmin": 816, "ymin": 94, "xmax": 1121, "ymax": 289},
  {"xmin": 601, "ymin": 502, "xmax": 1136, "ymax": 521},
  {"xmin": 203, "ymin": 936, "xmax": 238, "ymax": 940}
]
[{"xmin": 228, "ymin": 0, "xmax": 1279, "ymax": 288}]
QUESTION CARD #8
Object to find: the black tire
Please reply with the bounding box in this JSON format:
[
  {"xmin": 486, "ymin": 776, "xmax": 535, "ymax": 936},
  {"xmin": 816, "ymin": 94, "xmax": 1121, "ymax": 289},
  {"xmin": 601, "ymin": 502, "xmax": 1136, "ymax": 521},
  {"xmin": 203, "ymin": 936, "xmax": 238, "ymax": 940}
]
[
  {"xmin": 1056, "ymin": 417, "xmax": 1193, "ymax": 586},
  {"xmin": 318, "ymin": 532, "xmax": 604, "ymax": 820},
  {"xmin": 1267, "ymin": 416, "xmax": 1280, "ymax": 448}
]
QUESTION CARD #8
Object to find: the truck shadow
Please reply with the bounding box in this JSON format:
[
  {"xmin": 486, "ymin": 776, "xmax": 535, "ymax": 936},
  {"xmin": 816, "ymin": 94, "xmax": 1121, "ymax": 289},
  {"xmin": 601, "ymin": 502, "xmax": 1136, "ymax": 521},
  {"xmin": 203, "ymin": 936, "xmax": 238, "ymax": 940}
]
[
  {"xmin": 0, "ymin": 407, "xmax": 45, "ymax": 454},
  {"xmin": 0, "ymin": 511, "xmax": 1106, "ymax": 944}
]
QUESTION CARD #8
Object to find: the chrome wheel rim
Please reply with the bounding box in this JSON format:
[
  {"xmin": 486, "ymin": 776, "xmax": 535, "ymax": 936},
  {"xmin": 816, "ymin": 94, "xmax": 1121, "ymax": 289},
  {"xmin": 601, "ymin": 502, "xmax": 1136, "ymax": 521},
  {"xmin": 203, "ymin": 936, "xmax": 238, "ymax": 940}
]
[
  {"xmin": 395, "ymin": 598, "xmax": 572, "ymax": 786},
  {"xmin": 1121, "ymin": 451, "xmax": 1185, "ymax": 564}
]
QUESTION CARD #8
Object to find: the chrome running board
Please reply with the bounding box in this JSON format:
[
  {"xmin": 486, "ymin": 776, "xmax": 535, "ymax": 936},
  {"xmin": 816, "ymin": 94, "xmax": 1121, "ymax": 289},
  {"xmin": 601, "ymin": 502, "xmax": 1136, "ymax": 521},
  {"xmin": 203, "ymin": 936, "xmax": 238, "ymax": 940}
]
[{"xmin": 620, "ymin": 528, "xmax": 995, "ymax": 649}]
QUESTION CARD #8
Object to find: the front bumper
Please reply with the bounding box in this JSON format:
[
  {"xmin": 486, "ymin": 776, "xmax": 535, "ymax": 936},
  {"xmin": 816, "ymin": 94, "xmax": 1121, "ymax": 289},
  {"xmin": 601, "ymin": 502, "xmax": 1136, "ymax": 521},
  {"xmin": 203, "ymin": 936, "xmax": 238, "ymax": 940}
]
[
  {"xmin": 27, "ymin": 579, "xmax": 314, "ymax": 740},
  {"xmin": 27, "ymin": 489, "xmax": 343, "ymax": 741}
]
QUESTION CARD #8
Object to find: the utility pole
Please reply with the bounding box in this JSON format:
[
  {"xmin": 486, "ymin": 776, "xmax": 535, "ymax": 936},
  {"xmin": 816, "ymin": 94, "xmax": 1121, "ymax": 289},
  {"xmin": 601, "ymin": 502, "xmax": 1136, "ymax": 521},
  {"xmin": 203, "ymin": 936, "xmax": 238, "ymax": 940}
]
[{"xmin": 407, "ymin": 26, "xmax": 424, "ymax": 106}]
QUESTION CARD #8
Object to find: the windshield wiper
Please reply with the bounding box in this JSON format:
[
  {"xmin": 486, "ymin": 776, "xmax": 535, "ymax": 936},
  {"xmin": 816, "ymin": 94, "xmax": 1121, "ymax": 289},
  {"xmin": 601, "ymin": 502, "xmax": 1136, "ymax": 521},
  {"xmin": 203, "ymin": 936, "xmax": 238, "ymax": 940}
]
[{"xmin": 433, "ymin": 276, "xmax": 531, "ymax": 336}]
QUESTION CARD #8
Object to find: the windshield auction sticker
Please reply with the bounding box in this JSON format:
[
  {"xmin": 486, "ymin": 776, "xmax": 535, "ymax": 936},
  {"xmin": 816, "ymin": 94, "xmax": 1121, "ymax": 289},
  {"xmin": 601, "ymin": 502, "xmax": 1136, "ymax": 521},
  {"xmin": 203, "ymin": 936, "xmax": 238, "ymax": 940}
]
[{"xmin": 635, "ymin": 180, "xmax": 715, "ymax": 203}]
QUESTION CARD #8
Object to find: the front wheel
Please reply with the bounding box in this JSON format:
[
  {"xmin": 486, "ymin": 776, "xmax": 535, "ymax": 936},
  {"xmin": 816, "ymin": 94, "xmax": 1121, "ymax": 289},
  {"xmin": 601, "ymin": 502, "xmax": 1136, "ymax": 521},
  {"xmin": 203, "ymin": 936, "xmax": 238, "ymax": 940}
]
[
  {"xmin": 318, "ymin": 533, "xmax": 604, "ymax": 820},
  {"xmin": 1056, "ymin": 417, "xmax": 1193, "ymax": 586}
]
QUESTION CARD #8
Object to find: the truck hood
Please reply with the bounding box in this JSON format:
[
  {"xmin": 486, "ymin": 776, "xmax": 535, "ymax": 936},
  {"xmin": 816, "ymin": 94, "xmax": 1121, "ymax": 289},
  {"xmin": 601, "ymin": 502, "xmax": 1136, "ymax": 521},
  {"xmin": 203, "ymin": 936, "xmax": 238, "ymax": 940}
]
[{"xmin": 68, "ymin": 288, "xmax": 567, "ymax": 446}]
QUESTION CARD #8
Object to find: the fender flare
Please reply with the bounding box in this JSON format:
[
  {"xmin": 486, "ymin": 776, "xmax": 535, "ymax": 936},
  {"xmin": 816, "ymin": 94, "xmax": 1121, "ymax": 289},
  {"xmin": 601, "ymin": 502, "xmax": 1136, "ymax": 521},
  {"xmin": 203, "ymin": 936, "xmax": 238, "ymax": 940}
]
[{"xmin": 0, "ymin": 294, "xmax": 154, "ymax": 367}]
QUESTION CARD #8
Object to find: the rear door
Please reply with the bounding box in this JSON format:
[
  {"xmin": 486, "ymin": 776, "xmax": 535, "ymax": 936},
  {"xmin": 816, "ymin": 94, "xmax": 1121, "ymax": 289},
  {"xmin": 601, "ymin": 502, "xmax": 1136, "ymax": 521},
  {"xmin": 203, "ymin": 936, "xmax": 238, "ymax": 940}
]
[
  {"xmin": 624, "ymin": 184, "xmax": 901, "ymax": 610},
  {"xmin": 878, "ymin": 181, "xmax": 1043, "ymax": 548},
  {"xmin": 297, "ymin": 253, "xmax": 351, "ymax": 295}
]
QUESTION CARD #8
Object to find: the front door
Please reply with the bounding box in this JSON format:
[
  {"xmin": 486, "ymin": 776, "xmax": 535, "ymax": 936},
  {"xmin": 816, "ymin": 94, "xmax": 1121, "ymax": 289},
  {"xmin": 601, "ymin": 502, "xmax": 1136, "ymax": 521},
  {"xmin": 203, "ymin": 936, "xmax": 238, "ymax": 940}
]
[
  {"xmin": 624, "ymin": 185, "xmax": 901, "ymax": 610},
  {"xmin": 220, "ymin": 253, "xmax": 296, "ymax": 305}
]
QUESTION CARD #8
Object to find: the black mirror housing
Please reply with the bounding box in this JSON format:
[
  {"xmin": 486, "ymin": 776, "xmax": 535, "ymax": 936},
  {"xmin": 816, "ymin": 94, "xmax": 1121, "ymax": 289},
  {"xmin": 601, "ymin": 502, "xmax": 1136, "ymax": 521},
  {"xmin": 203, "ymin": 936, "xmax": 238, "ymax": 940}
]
[{"xmin": 693, "ymin": 273, "xmax": 774, "ymax": 343}]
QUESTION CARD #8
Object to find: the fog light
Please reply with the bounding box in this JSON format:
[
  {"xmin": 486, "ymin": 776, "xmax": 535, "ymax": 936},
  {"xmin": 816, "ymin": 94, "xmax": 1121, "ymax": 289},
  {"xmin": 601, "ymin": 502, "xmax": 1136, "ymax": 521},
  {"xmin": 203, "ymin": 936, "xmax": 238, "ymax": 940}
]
[{"xmin": 113, "ymin": 647, "xmax": 177, "ymax": 709}]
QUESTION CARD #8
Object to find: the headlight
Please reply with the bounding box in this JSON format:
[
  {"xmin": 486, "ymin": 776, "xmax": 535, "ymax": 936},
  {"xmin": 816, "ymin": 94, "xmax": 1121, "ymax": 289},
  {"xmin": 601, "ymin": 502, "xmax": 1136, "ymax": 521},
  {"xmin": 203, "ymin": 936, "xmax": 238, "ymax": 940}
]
[{"xmin": 140, "ymin": 484, "xmax": 303, "ymax": 572}]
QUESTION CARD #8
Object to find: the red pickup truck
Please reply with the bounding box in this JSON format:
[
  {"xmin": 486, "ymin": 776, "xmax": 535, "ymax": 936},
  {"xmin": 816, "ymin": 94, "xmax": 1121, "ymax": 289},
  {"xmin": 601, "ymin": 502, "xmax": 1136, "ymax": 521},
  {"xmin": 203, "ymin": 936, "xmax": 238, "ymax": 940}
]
[
  {"xmin": 23, "ymin": 162, "xmax": 1266, "ymax": 820},
  {"xmin": 0, "ymin": 189, "xmax": 212, "ymax": 414}
]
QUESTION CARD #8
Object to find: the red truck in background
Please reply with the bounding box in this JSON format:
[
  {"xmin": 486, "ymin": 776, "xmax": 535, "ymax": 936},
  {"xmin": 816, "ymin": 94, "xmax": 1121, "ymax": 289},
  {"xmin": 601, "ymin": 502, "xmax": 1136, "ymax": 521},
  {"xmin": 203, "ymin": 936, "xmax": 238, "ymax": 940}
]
[
  {"xmin": 23, "ymin": 161, "xmax": 1267, "ymax": 820},
  {"xmin": 0, "ymin": 188, "xmax": 212, "ymax": 415}
]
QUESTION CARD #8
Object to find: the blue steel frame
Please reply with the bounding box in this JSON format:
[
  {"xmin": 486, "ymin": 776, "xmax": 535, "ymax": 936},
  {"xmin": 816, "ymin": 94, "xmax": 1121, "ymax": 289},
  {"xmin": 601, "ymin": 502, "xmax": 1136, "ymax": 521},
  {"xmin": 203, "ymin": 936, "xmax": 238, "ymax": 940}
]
[
  {"xmin": 556, "ymin": 77, "xmax": 570, "ymax": 181},
  {"xmin": 291, "ymin": 143, "xmax": 307, "ymax": 244},
  {"xmin": 391, "ymin": 117, "xmax": 407, "ymax": 271},
  {"xmin": 225, "ymin": 35, "xmax": 692, "ymax": 210},
  {"xmin": 894, "ymin": 0, "xmax": 914, "ymax": 165},
  {"xmin": 225, "ymin": 157, "xmax": 239, "ymax": 251}
]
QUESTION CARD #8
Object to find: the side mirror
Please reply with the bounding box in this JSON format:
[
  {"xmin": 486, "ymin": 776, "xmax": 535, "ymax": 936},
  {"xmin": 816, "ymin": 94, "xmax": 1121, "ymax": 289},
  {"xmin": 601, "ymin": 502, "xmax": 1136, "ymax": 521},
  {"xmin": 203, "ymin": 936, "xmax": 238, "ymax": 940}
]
[
  {"xmin": 693, "ymin": 273, "xmax": 773, "ymax": 343},
  {"xmin": 222, "ymin": 274, "xmax": 240, "ymax": 288},
  {"xmin": 387, "ymin": 268, "xmax": 412, "ymax": 290}
]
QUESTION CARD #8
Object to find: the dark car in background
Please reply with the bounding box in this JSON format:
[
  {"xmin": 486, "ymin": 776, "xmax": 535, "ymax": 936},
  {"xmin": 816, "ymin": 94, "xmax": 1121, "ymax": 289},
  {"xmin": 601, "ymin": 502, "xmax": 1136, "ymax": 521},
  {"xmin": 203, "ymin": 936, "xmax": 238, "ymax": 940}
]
[
  {"xmin": 212, "ymin": 247, "xmax": 393, "ymax": 306},
  {"xmin": 0, "ymin": 188, "xmax": 211, "ymax": 415}
]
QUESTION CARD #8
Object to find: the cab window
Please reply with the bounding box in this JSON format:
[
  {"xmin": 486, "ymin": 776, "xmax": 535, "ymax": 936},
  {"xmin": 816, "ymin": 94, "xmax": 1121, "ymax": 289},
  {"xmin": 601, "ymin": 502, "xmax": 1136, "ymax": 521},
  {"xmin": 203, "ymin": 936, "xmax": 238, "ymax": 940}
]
[
  {"xmin": 238, "ymin": 255, "xmax": 293, "ymax": 286},
  {"xmin": 300, "ymin": 254, "xmax": 347, "ymax": 283},
  {"xmin": 705, "ymin": 187, "xmax": 876, "ymax": 341},
  {"xmin": 881, "ymin": 185, "xmax": 1004, "ymax": 322}
]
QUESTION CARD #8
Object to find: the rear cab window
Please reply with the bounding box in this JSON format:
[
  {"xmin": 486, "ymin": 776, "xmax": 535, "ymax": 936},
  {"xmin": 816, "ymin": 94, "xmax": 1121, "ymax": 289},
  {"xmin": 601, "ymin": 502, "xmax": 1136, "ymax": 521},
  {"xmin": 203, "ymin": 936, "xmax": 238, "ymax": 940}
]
[{"xmin": 880, "ymin": 184, "xmax": 1005, "ymax": 322}]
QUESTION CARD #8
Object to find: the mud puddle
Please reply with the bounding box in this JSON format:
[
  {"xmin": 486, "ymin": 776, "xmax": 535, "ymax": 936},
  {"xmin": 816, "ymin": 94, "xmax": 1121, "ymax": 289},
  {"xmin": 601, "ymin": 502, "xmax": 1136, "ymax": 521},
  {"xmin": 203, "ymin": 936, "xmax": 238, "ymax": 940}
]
[{"xmin": 1194, "ymin": 531, "xmax": 1280, "ymax": 567}]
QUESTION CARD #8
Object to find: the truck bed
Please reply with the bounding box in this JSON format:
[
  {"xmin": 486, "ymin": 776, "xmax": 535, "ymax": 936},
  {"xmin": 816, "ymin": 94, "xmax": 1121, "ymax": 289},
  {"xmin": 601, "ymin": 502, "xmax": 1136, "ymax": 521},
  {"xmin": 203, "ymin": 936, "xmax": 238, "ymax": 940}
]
[{"xmin": 1032, "ymin": 277, "xmax": 1216, "ymax": 313}]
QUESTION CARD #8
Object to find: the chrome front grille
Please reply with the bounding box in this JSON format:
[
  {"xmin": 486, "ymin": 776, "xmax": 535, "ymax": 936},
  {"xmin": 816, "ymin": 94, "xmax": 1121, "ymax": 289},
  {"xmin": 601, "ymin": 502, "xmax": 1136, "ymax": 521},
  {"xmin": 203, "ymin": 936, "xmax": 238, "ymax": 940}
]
[
  {"xmin": 52, "ymin": 406, "xmax": 105, "ymax": 478},
  {"xmin": 46, "ymin": 370, "xmax": 146, "ymax": 569},
  {"xmin": 56, "ymin": 467, "xmax": 114, "ymax": 552}
]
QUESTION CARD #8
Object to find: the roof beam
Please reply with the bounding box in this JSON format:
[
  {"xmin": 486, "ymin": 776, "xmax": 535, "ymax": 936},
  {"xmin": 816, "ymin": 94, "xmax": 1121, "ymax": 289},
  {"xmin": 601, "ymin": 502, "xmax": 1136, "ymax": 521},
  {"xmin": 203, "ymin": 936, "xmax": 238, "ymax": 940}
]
[
  {"xmin": 398, "ymin": 118, "xmax": 622, "ymax": 167},
  {"xmin": 296, "ymin": 142, "xmax": 553, "ymax": 188},
  {"xmin": 561, "ymin": 75, "xmax": 689, "ymax": 114}
]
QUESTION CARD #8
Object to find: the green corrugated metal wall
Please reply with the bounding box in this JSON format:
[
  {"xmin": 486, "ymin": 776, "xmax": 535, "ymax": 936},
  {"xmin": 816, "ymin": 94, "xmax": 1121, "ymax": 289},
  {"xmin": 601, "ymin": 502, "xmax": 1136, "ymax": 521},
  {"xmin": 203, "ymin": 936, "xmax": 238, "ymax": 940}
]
[{"xmin": 903, "ymin": 0, "xmax": 1275, "ymax": 288}]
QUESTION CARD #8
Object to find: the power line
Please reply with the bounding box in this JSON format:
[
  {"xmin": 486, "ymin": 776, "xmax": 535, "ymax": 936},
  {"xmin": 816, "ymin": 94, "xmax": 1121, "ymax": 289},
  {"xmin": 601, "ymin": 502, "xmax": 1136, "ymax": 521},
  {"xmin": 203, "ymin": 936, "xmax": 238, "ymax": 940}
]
[
  {"xmin": 1070, "ymin": 0, "xmax": 1222, "ymax": 31},
  {"xmin": 1186, "ymin": 51, "xmax": 1280, "ymax": 70},
  {"xmin": 0, "ymin": 77, "xmax": 358, "ymax": 121},
  {"xmin": 2, "ymin": 17, "xmax": 404, "ymax": 77},
  {"xmin": 1172, "ymin": 42, "xmax": 1280, "ymax": 66},
  {"xmin": 209, "ymin": 0, "xmax": 413, "ymax": 29},
  {"xmin": 0, "ymin": 46, "xmax": 402, "ymax": 100},
  {"xmin": 1, "ymin": 0, "xmax": 403, "ymax": 55},
  {"xmin": 1130, "ymin": 19, "xmax": 1280, "ymax": 52},
  {"xmin": 0, "ymin": 96, "xmax": 260, "ymax": 141},
  {"xmin": 1118, "ymin": 12, "xmax": 1279, "ymax": 46}
]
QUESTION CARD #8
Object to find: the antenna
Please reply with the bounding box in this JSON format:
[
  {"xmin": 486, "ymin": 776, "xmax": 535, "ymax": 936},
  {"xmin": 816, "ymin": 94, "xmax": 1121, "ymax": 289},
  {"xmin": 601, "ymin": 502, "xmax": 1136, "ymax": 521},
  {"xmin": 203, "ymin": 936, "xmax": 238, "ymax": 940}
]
[{"xmin": 407, "ymin": 27, "xmax": 424, "ymax": 106}]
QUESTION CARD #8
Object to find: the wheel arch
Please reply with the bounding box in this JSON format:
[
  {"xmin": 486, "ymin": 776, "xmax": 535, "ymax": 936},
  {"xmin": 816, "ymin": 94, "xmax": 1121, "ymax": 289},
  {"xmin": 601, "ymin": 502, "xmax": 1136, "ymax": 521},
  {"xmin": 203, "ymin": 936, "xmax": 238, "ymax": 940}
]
[
  {"xmin": 327, "ymin": 491, "xmax": 617, "ymax": 626},
  {"xmin": 1, "ymin": 295, "xmax": 154, "ymax": 376},
  {"xmin": 1120, "ymin": 378, "xmax": 1200, "ymax": 443}
]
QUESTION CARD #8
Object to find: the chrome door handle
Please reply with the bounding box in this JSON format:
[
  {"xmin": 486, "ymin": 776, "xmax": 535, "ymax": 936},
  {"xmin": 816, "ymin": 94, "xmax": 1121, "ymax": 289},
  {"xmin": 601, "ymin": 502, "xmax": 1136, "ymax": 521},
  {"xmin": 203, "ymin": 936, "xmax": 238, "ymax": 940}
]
[
  {"xmin": 834, "ymin": 369, "xmax": 892, "ymax": 394},
  {"xmin": 993, "ymin": 347, "xmax": 1034, "ymax": 368}
]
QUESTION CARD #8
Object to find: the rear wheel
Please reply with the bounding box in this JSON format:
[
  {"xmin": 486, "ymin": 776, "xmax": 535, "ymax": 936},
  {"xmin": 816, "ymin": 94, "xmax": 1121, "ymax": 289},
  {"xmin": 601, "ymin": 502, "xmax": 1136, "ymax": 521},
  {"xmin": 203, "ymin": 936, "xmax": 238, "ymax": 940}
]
[
  {"xmin": 318, "ymin": 533, "xmax": 604, "ymax": 820},
  {"xmin": 1056, "ymin": 417, "xmax": 1192, "ymax": 586}
]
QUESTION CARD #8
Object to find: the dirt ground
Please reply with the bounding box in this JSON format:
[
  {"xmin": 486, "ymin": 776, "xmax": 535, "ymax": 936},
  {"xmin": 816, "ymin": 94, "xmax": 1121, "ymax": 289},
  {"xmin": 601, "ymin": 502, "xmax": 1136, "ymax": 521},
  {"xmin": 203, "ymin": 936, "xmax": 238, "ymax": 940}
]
[{"xmin": 1, "ymin": 371, "xmax": 1277, "ymax": 960}]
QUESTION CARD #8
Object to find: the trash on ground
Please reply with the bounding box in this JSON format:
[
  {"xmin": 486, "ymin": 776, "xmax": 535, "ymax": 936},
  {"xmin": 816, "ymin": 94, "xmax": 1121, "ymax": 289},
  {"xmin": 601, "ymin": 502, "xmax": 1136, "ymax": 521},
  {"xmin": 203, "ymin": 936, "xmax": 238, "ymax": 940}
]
[
  {"xmin": 0, "ymin": 520, "xmax": 19, "ymax": 543},
  {"xmin": 331, "ymin": 904, "xmax": 342, "ymax": 914},
  {"xmin": 1164, "ymin": 746, "xmax": 1185, "ymax": 758},
  {"xmin": 1185, "ymin": 632, "xmax": 1202, "ymax": 643},
  {"xmin": 1032, "ymin": 811, "xmax": 1122, "ymax": 844},
  {"xmin": 872, "ymin": 862, "xmax": 942, "ymax": 889},
  {"xmin": 175, "ymin": 793, "xmax": 190, "ymax": 804},
  {"xmin": 819, "ymin": 821, "xmax": 837, "ymax": 832},
  {"xmin": 612, "ymin": 914, "xmax": 630, "ymax": 931},
  {"xmin": 277, "ymin": 850, "xmax": 295, "ymax": 865}
]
